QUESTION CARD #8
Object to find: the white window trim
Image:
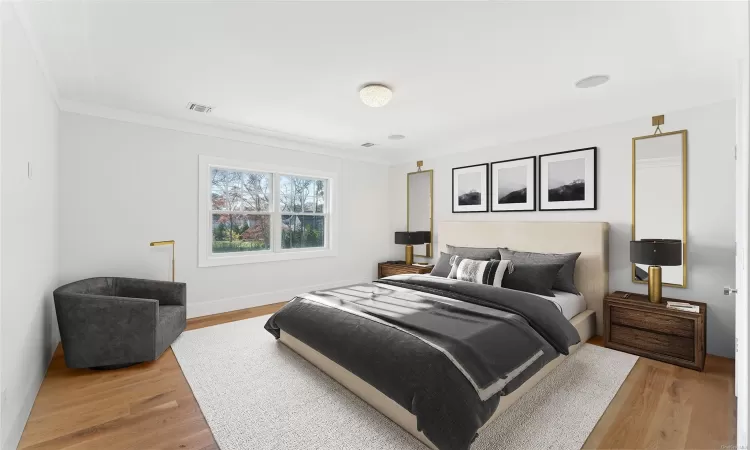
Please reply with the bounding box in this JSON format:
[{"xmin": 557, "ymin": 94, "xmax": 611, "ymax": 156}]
[{"xmin": 198, "ymin": 155, "xmax": 339, "ymax": 267}]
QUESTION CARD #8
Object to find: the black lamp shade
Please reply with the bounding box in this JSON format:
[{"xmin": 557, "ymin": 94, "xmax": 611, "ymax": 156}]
[
  {"xmin": 630, "ymin": 239, "xmax": 682, "ymax": 266},
  {"xmin": 395, "ymin": 231, "xmax": 426, "ymax": 246}
]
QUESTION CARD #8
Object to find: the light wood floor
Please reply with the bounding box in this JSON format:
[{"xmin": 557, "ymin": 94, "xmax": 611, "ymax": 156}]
[{"xmin": 18, "ymin": 303, "xmax": 735, "ymax": 450}]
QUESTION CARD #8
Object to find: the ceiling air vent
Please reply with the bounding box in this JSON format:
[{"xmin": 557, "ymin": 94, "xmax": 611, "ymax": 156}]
[
  {"xmin": 361, "ymin": 143, "xmax": 375, "ymax": 148},
  {"xmin": 186, "ymin": 102, "xmax": 213, "ymax": 114}
]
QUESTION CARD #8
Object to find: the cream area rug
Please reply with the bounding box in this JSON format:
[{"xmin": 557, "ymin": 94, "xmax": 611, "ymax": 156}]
[{"xmin": 172, "ymin": 314, "xmax": 638, "ymax": 450}]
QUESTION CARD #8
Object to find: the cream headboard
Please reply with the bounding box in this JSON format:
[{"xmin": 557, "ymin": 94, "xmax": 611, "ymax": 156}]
[{"xmin": 438, "ymin": 221, "xmax": 610, "ymax": 334}]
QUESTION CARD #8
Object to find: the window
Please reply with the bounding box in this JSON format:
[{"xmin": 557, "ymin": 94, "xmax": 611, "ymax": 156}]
[
  {"xmin": 199, "ymin": 156, "xmax": 337, "ymax": 267},
  {"xmin": 211, "ymin": 168, "xmax": 272, "ymax": 253},
  {"xmin": 279, "ymin": 174, "xmax": 327, "ymax": 249}
]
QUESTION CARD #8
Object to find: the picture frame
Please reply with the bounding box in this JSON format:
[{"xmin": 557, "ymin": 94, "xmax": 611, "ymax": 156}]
[
  {"xmin": 539, "ymin": 147, "xmax": 597, "ymax": 211},
  {"xmin": 452, "ymin": 163, "xmax": 489, "ymax": 213},
  {"xmin": 490, "ymin": 156, "xmax": 536, "ymax": 212}
]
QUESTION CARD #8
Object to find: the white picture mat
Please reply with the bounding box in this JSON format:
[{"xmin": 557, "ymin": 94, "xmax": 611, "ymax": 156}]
[
  {"xmin": 491, "ymin": 159, "xmax": 535, "ymax": 211},
  {"xmin": 540, "ymin": 150, "xmax": 595, "ymax": 210},
  {"xmin": 453, "ymin": 165, "xmax": 488, "ymax": 212}
]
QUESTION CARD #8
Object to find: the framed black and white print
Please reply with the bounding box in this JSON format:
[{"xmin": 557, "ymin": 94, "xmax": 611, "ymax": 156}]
[
  {"xmin": 452, "ymin": 163, "xmax": 489, "ymax": 213},
  {"xmin": 539, "ymin": 147, "xmax": 597, "ymax": 211},
  {"xmin": 490, "ymin": 156, "xmax": 536, "ymax": 212}
]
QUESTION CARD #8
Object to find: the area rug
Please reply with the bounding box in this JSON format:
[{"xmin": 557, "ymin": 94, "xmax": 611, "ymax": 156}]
[{"xmin": 172, "ymin": 314, "xmax": 638, "ymax": 450}]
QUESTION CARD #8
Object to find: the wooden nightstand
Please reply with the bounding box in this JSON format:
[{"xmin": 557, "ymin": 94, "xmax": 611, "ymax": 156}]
[
  {"xmin": 378, "ymin": 262, "xmax": 434, "ymax": 279},
  {"xmin": 604, "ymin": 291, "xmax": 707, "ymax": 371}
]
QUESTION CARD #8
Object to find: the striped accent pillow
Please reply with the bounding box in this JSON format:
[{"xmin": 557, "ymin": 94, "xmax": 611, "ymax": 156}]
[{"xmin": 449, "ymin": 256, "xmax": 512, "ymax": 287}]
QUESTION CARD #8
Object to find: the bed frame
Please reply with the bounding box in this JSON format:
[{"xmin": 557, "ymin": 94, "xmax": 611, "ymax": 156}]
[{"xmin": 280, "ymin": 221, "xmax": 610, "ymax": 449}]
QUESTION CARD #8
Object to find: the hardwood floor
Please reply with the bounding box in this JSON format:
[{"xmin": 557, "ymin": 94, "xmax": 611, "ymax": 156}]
[
  {"xmin": 18, "ymin": 304, "xmax": 735, "ymax": 450},
  {"xmin": 16, "ymin": 303, "xmax": 286, "ymax": 450},
  {"xmin": 582, "ymin": 336, "xmax": 736, "ymax": 449}
]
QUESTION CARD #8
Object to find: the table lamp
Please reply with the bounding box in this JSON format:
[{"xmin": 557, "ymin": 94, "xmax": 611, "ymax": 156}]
[
  {"xmin": 395, "ymin": 232, "xmax": 427, "ymax": 265},
  {"xmin": 630, "ymin": 239, "xmax": 682, "ymax": 303}
]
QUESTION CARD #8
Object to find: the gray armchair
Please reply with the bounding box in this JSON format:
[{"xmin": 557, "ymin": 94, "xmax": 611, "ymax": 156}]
[{"xmin": 54, "ymin": 277, "xmax": 186, "ymax": 369}]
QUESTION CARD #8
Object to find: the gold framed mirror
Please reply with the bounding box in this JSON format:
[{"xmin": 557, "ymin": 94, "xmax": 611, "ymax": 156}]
[
  {"xmin": 407, "ymin": 168, "xmax": 433, "ymax": 258},
  {"xmin": 632, "ymin": 130, "xmax": 688, "ymax": 287}
]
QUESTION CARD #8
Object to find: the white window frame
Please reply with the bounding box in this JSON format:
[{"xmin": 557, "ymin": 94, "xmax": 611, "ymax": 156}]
[{"xmin": 198, "ymin": 155, "xmax": 338, "ymax": 267}]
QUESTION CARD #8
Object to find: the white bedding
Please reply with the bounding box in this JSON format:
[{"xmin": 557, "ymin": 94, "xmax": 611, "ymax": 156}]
[{"xmin": 532, "ymin": 290, "xmax": 587, "ymax": 320}]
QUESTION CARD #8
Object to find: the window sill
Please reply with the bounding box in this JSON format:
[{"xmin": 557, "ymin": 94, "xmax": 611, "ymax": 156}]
[{"xmin": 199, "ymin": 248, "xmax": 338, "ymax": 267}]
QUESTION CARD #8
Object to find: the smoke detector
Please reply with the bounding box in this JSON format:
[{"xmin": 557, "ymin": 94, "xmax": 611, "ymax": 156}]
[
  {"xmin": 186, "ymin": 102, "xmax": 213, "ymax": 114},
  {"xmin": 361, "ymin": 143, "xmax": 376, "ymax": 148}
]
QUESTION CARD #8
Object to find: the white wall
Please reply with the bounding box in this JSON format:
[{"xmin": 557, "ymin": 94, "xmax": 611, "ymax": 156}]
[
  {"xmin": 389, "ymin": 100, "xmax": 737, "ymax": 357},
  {"xmin": 1, "ymin": 5, "xmax": 60, "ymax": 449},
  {"xmin": 58, "ymin": 113, "xmax": 391, "ymax": 318}
]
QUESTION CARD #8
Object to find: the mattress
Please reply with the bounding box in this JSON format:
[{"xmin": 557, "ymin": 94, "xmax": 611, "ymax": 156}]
[
  {"xmin": 279, "ymin": 309, "xmax": 596, "ymax": 450},
  {"xmin": 533, "ymin": 290, "xmax": 587, "ymax": 320}
]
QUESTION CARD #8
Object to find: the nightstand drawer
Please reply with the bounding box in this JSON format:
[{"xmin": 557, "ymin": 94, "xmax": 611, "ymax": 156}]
[
  {"xmin": 610, "ymin": 324, "xmax": 694, "ymax": 361},
  {"xmin": 381, "ymin": 265, "xmax": 420, "ymax": 277},
  {"xmin": 604, "ymin": 291, "xmax": 706, "ymax": 371},
  {"xmin": 610, "ymin": 305, "xmax": 694, "ymax": 338},
  {"xmin": 377, "ymin": 263, "xmax": 433, "ymax": 279}
]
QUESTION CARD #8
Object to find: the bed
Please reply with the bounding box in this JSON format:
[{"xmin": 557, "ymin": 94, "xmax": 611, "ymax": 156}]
[{"xmin": 268, "ymin": 221, "xmax": 609, "ymax": 450}]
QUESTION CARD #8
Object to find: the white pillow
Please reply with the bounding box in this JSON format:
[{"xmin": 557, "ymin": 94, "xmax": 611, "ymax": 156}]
[{"xmin": 450, "ymin": 257, "xmax": 512, "ymax": 287}]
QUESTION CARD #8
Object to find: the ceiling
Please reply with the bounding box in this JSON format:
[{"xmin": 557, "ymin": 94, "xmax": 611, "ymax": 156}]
[{"xmin": 17, "ymin": 1, "xmax": 748, "ymax": 164}]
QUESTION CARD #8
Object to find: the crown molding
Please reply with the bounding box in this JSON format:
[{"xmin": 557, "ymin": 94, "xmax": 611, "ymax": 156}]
[
  {"xmin": 8, "ymin": 1, "xmax": 385, "ymax": 165},
  {"xmin": 10, "ymin": 2, "xmax": 61, "ymax": 108},
  {"xmin": 59, "ymin": 100, "xmax": 388, "ymax": 165},
  {"xmin": 389, "ymin": 98, "xmax": 736, "ymax": 166}
]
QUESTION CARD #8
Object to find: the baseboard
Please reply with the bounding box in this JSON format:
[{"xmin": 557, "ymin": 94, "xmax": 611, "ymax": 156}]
[
  {"xmin": 2, "ymin": 337, "xmax": 58, "ymax": 450},
  {"xmin": 186, "ymin": 279, "xmax": 365, "ymax": 319}
]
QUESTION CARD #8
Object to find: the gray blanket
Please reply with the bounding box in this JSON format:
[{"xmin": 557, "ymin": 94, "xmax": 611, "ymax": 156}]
[{"xmin": 265, "ymin": 274, "xmax": 580, "ymax": 450}]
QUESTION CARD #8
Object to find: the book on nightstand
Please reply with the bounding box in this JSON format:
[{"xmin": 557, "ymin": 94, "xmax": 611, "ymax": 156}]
[{"xmin": 666, "ymin": 301, "xmax": 700, "ymax": 313}]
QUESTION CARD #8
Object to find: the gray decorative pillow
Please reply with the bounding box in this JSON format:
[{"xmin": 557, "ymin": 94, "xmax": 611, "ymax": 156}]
[
  {"xmin": 502, "ymin": 263, "xmax": 563, "ymax": 297},
  {"xmin": 498, "ymin": 248, "xmax": 581, "ymax": 294},
  {"xmin": 446, "ymin": 245, "xmax": 500, "ymax": 260},
  {"xmin": 430, "ymin": 252, "xmax": 454, "ymax": 278}
]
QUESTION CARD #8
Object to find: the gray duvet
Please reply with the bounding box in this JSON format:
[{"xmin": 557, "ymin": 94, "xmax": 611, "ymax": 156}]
[{"xmin": 264, "ymin": 274, "xmax": 580, "ymax": 450}]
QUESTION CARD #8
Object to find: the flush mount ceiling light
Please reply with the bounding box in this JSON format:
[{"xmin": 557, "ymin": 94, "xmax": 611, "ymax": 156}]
[
  {"xmin": 359, "ymin": 84, "xmax": 392, "ymax": 107},
  {"xmin": 388, "ymin": 134, "xmax": 406, "ymax": 140},
  {"xmin": 575, "ymin": 75, "xmax": 610, "ymax": 89}
]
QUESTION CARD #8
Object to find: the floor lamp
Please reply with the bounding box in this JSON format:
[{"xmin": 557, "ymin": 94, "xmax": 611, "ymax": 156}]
[{"xmin": 150, "ymin": 240, "xmax": 176, "ymax": 282}]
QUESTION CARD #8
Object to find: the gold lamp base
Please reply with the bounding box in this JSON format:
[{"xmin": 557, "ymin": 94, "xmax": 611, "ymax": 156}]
[
  {"xmin": 648, "ymin": 265, "xmax": 663, "ymax": 303},
  {"xmin": 405, "ymin": 245, "xmax": 414, "ymax": 265}
]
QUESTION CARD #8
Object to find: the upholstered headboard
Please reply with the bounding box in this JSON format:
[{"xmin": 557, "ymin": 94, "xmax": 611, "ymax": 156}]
[{"xmin": 437, "ymin": 221, "xmax": 610, "ymax": 333}]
